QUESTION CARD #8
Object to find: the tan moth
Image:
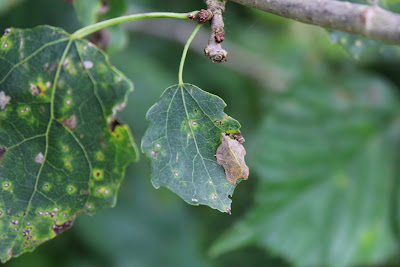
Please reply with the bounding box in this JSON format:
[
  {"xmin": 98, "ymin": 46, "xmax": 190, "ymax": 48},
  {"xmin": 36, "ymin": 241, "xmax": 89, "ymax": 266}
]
[{"xmin": 216, "ymin": 132, "xmax": 249, "ymax": 185}]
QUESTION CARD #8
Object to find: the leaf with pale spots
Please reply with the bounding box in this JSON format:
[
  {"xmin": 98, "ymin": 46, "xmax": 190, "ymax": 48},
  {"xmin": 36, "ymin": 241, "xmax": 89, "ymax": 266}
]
[
  {"xmin": 141, "ymin": 84, "xmax": 244, "ymax": 213},
  {"xmin": 210, "ymin": 72, "xmax": 400, "ymax": 266},
  {"xmin": 0, "ymin": 25, "xmax": 138, "ymax": 263}
]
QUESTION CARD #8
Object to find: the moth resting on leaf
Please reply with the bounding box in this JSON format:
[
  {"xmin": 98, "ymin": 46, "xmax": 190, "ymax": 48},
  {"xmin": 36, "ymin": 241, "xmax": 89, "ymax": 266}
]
[{"xmin": 216, "ymin": 132, "xmax": 249, "ymax": 185}]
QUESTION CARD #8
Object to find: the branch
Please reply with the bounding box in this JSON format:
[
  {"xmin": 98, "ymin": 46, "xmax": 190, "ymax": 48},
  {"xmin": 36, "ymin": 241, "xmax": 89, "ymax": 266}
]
[
  {"xmin": 202, "ymin": 0, "xmax": 228, "ymax": 63},
  {"xmin": 229, "ymin": 0, "xmax": 400, "ymax": 45}
]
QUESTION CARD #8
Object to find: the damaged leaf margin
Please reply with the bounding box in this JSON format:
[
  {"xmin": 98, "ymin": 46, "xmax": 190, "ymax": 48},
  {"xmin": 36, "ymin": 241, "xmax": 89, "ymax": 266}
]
[{"xmin": 142, "ymin": 83, "xmax": 246, "ymax": 213}]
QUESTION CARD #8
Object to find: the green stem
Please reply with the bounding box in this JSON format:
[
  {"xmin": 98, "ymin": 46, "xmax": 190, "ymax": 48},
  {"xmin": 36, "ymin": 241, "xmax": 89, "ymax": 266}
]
[
  {"xmin": 72, "ymin": 12, "xmax": 197, "ymax": 39},
  {"xmin": 178, "ymin": 23, "xmax": 203, "ymax": 85}
]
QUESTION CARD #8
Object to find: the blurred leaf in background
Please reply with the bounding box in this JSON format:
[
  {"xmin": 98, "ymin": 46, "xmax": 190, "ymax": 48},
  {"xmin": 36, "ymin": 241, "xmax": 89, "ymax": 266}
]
[
  {"xmin": 73, "ymin": 0, "xmax": 128, "ymax": 53},
  {"xmin": 330, "ymin": 0, "xmax": 400, "ymax": 60},
  {"xmin": 2, "ymin": 0, "xmax": 400, "ymax": 266}
]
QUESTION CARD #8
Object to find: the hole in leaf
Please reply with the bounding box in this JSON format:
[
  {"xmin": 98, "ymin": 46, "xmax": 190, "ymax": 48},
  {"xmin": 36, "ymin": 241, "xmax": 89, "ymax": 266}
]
[{"xmin": 108, "ymin": 118, "xmax": 122, "ymax": 132}]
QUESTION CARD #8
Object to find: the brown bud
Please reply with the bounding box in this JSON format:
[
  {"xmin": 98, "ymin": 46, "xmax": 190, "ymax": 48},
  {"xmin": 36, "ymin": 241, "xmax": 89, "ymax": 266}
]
[
  {"xmin": 197, "ymin": 9, "xmax": 211, "ymax": 24},
  {"xmin": 214, "ymin": 29, "xmax": 225, "ymax": 43}
]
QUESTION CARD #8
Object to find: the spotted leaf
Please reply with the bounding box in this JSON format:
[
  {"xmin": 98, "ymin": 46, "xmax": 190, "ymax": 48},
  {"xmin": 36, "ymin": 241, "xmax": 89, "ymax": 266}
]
[
  {"xmin": 0, "ymin": 25, "xmax": 138, "ymax": 263},
  {"xmin": 141, "ymin": 84, "xmax": 244, "ymax": 213}
]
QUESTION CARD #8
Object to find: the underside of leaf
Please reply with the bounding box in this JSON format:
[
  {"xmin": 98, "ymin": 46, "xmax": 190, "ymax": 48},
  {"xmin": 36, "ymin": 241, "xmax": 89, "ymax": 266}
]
[
  {"xmin": 0, "ymin": 25, "xmax": 138, "ymax": 263},
  {"xmin": 141, "ymin": 84, "xmax": 243, "ymax": 213}
]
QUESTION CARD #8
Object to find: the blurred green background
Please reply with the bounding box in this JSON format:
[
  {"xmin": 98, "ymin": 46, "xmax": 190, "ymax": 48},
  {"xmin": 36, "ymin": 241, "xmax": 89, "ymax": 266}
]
[{"xmin": 2, "ymin": 0, "xmax": 400, "ymax": 266}]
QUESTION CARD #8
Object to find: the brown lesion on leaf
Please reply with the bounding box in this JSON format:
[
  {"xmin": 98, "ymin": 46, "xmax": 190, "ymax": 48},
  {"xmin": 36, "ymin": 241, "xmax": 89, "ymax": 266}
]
[
  {"xmin": 0, "ymin": 145, "xmax": 6, "ymax": 163},
  {"xmin": 108, "ymin": 117, "xmax": 122, "ymax": 132},
  {"xmin": 52, "ymin": 217, "xmax": 75, "ymax": 235},
  {"xmin": 62, "ymin": 114, "xmax": 77, "ymax": 130},
  {"xmin": 216, "ymin": 132, "xmax": 249, "ymax": 185},
  {"xmin": 108, "ymin": 103, "xmax": 128, "ymax": 132},
  {"xmin": 30, "ymin": 83, "xmax": 41, "ymax": 95},
  {"xmin": 228, "ymin": 132, "xmax": 245, "ymax": 144}
]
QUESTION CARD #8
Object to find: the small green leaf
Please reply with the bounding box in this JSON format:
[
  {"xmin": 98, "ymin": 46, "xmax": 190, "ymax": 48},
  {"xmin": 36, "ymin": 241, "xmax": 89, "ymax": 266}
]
[
  {"xmin": 0, "ymin": 25, "xmax": 138, "ymax": 263},
  {"xmin": 141, "ymin": 84, "xmax": 243, "ymax": 213},
  {"xmin": 211, "ymin": 72, "xmax": 400, "ymax": 266}
]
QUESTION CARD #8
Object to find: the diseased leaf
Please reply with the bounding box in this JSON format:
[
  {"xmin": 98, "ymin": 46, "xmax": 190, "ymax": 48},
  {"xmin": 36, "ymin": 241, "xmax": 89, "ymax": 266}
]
[
  {"xmin": 0, "ymin": 25, "xmax": 138, "ymax": 263},
  {"xmin": 216, "ymin": 133, "xmax": 249, "ymax": 185},
  {"xmin": 141, "ymin": 84, "xmax": 243, "ymax": 213},
  {"xmin": 211, "ymin": 72, "xmax": 400, "ymax": 266}
]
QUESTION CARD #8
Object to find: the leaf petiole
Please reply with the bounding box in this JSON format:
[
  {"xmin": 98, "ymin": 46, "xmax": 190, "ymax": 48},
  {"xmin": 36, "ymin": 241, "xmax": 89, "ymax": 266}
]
[
  {"xmin": 71, "ymin": 11, "xmax": 197, "ymax": 39},
  {"xmin": 178, "ymin": 23, "xmax": 203, "ymax": 85}
]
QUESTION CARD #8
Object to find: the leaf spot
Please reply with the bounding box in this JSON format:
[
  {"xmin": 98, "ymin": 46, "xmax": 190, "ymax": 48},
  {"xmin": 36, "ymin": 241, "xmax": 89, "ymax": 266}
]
[
  {"xmin": 211, "ymin": 194, "xmax": 217, "ymax": 200},
  {"xmin": 0, "ymin": 91, "xmax": 11, "ymax": 110},
  {"xmin": 83, "ymin": 60, "xmax": 93, "ymax": 69},
  {"xmin": 62, "ymin": 57, "xmax": 69, "ymax": 70},
  {"xmin": 34, "ymin": 152, "xmax": 44, "ymax": 164},
  {"xmin": 3, "ymin": 43, "xmax": 8, "ymax": 48},
  {"xmin": 156, "ymin": 143, "xmax": 161, "ymax": 148},
  {"xmin": 4, "ymin": 28, "xmax": 11, "ymax": 35},
  {"xmin": 66, "ymin": 99, "xmax": 71, "ymax": 106},
  {"xmin": 67, "ymin": 185, "xmax": 76, "ymax": 193},
  {"xmin": 0, "ymin": 146, "xmax": 6, "ymax": 163},
  {"xmin": 93, "ymin": 169, "xmax": 104, "ymax": 180},
  {"xmin": 52, "ymin": 218, "xmax": 75, "ymax": 235},
  {"xmin": 30, "ymin": 83, "xmax": 41, "ymax": 96},
  {"xmin": 62, "ymin": 115, "xmax": 77, "ymax": 130},
  {"xmin": 151, "ymin": 150, "xmax": 158, "ymax": 157},
  {"xmin": 192, "ymin": 198, "xmax": 199, "ymax": 202},
  {"xmin": 46, "ymin": 81, "xmax": 51, "ymax": 88}
]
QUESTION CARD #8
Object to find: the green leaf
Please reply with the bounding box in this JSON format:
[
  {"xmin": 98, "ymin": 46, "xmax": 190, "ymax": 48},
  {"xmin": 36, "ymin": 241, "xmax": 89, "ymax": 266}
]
[
  {"xmin": 0, "ymin": 0, "xmax": 25, "ymax": 15},
  {"xmin": 141, "ymin": 84, "xmax": 243, "ymax": 213},
  {"xmin": 73, "ymin": 0, "xmax": 102, "ymax": 27},
  {"xmin": 211, "ymin": 72, "xmax": 400, "ymax": 266},
  {"xmin": 0, "ymin": 25, "xmax": 138, "ymax": 263}
]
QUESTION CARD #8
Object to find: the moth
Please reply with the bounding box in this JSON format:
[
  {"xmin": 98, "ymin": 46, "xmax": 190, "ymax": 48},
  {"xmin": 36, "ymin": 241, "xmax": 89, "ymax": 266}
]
[{"xmin": 216, "ymin": 132, "xmax": 249, "ymax": 185}]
